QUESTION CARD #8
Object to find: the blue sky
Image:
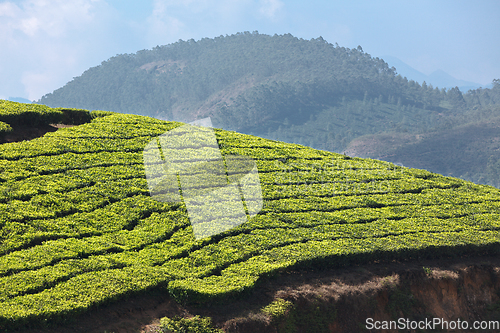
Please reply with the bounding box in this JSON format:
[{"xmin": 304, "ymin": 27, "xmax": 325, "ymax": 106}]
[{"xmin": 1, "ymin": 0, "xmax": 499, "ymax": 101}]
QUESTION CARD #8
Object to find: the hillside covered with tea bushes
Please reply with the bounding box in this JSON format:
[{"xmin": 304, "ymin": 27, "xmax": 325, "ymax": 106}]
[{"xmin": 1, "ymin": 101, "xmax": 500, "ymax": 330}]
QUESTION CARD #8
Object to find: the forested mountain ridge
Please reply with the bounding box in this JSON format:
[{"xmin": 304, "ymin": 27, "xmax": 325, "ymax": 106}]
[
  {"xmin": 38, "ymin": 32, "xmax": 450, "ymax": 126},
  {"xmin": 37, "ymin": 32, "xmax": 500, "ymax": 186}
]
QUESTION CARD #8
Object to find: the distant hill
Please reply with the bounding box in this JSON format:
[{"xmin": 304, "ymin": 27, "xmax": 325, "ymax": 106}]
[
  {"xmin": 381, "ymin": 55, "xmax": 489, "ymax": 91},
  {"xmin": 39, "ymin": 31, "xmax": 453, "ymax": 132},
  {"xmin": 344, "ymin": 114, "xmax": 500, "ymax": 187},
  {"xmin": 427, "ymin": 69, "xmax": 488, "ymax": 91},
  {"xmin": 37, "ymin": 32, "xmax": 500, "ymax": 187},
  {"xmin": 8, "ymin": 97, "xmax": 32, "ymax": 104}
]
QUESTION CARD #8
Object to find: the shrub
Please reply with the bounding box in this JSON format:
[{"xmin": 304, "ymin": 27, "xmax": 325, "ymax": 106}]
[{"xmin": 159, "ymin": 315, "xmax": 223, "ymax": 333}]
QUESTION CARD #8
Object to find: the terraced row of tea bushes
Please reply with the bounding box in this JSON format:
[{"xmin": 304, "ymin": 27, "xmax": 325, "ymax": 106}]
[
  {"xmin": 169, "ymin": 229, "xmax": 500, "ymax": 304},
  {"xmin": 0, "ymin": 132, "xmax": 176, "ymax": 162},
  {"xmin": 260, "ymin": 187, "xmax": 500, "ymax": 215},
  {"xmin": 0, "ymin": 100, "xmax": 94, "ymax": 127},
  {"xmin": 0, "ymin": 155, "xmax": 143, "ymax": 185},
  {"xmin": 0, "ymin": 113, "xmax": 192, "ymax": 329},
  {"xmin": 160, "ymin": 315, "xmax": 223, "ymax": 333},
  {"xmin": 3, "ymin": 218, "xmax": 500, "ymax": 324},
  {"xmin": 0, "ymin": 192, "xmax": 178, "ymax": 255},
  {"xmin": 3, "ymin": 221, "xmax": 500, "ymax": 326},
  {"xmin": 1, "ymin": 111, "xmax": 500, "ymax": 330},
  {"xmin": 9, "ymin": 195, "xmax": 495, "ymax": 289},
  {"xmin": 0, "ymin": 114, "xmax": 183, "ymax": 260},
  {"xmin": 242, "ymin": 202, "xmax": 500, "ymax": 231},
  {"xmin": 260, "ymin": 178, "xmax": 455, "ymax": 199},
  {"xmin": 1, "ymin": 265, "xmax": 170, "ymax": 328},
  {"xmin": 0, "ymin": 211, "xmax": 190, "ymax": 297}
]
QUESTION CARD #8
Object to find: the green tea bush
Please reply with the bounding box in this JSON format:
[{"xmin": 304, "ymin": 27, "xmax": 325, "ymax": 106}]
[
  {"xmin": 90, "ymin": 110, "xmax": 116, "ymax": 119},
  {"xmin": 0, "ymin": 122, "xmax": 12, "ymax": 139},
  {"xmin": 160, "ymin": 315, "xmax": 223, "ymax": 333},
  {"xmin": 0, "ymin": 101, "xmax": 92, "ymax": 127}
]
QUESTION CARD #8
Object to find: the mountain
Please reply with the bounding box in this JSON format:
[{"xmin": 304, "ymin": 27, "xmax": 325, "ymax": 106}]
[
  {"xmin": 38, "ymin": 32, "xmax": 448, "ymax": 131},
  {"xmin": 2, "ymin": 101, "xmax": 500, "ymax": 331},
  {"xmin": 427, "ymin": 69, "xmax": 491, "ymax": 92},
  {"xmin": 36, "ymin": 32, "xmax": 500, "ymax": 187},
  {"xmin": 344, "ymin": 114, "xmax": 500, "ymax": 186},
  {"xmin": 382, "ymin": 55, "xmax": 488, "ymax": 91},
  {"xmin": 8, "ymin": 97, "xmax": 32, "ymax": 104},
  {"xmin": 380, "ymin": 55, "xmax": 430, "ymax": 85},
  {"xmin": 35, "ymin": 33, "xmax": 461, "ymax": 139}
]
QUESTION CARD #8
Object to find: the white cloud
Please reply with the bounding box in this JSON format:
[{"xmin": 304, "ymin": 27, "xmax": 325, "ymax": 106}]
[
  {"xmin": 145, "ymin": 0, "xmax": 283, "ymax": 45},
  {"xmin": 1, "ymin": 0, "xmax": 290, "ymax": 101},
  {"xmin": 146, "ymin": 0, "xmax": 187, "ymax": 40},
  {"xmin": 2, "ymin": 0, "xmax": 99, "ymax": 38},
  {"xmin": 258, "ymin": 0, "xmax": 283, "ymax": 20},
  {"xmin": 0, "ymin": 0, "xmax": 122, "ymax": 100}
]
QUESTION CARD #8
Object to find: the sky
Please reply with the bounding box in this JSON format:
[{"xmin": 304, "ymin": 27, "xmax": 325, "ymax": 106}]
[{"xmin": 1, "ymin": 0, "xmax": 499, "ymax": 101}]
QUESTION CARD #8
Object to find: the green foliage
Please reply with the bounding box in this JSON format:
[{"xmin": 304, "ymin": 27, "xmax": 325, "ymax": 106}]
[
  {"xmin": 0, "ymin": 100, "xmax": 91, "ymax": 127},
  {"xmin": 386, "ymin": 287, "xmax": 421, "ymax": 320},
  {"xmin": 0, "ymin": 122, "xmax": 12, "ymax": 138},
  {"xmin": 261, "ymin": 297, "xmax": 337, "ymax": 333},
  {"xmin": 0, "ymin": 100, "xmax": 63, "ymax": 126},
  {"xmin": 91, "ymin": 110, "xmax": 116, "ymax": 119},
  {"xmin": 160, "ymin": 315, "xmax": 223, "ymax": 333},
  {"xmin": 262, "ymin": 298, "xmax": 294, "ymax": 319},
  {"xmin": 1, "ymin": 106, "xmax": 500, "ymax": 329},
  {"xmin": 56, "ymin": 107, "xmax": 91, "ymax": 125}
]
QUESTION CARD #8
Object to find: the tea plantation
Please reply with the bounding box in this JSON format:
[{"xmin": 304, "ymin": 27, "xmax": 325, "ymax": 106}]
[{"xmin": 1, "ymin": 101, "xmax": 500, "ymax": 330}]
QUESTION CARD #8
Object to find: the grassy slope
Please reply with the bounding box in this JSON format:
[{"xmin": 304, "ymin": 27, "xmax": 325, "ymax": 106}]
[{"xmin": 1, "ymin": 103, "xmax": 500, "ymax": 330}]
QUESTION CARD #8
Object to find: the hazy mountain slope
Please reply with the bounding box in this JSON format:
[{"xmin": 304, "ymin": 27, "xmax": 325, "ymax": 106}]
[
  {"xmin": 7, "ymin": 98, "xmax": 32, "ymax": 104},
  {"xmin": 382, "ymin": 55, "xmax": 487, "ymax": 91},
  {"xmin": 38, "ymin": 32, "xmax": 444, "ymax": 129},
  {"xmin": 36, "ymin": 32, "xmax": 500, "ymax": 187},
  {"xmin": 2, "ymin": 102, "xmax": 500, "ymax": 330},
  {"xmin": 345, "ymin": 102, "xmax": 500, "ymax": 187}
]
